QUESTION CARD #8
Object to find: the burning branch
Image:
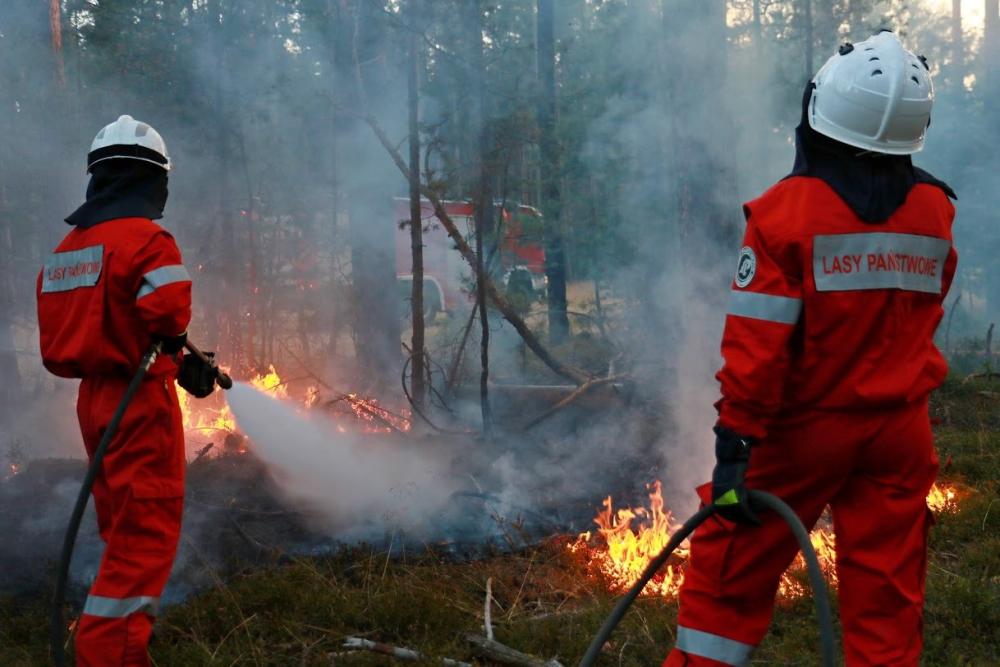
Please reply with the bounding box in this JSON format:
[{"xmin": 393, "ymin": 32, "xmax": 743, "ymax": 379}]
[{"xmin": 278, "ymin": 340, "xmax": 411, "ymax": 433}]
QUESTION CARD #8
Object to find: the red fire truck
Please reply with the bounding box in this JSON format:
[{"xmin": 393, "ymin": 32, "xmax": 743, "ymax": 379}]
[{"xmin": 394, "ymin": 198, "xmax": 546, "ymax": 318}]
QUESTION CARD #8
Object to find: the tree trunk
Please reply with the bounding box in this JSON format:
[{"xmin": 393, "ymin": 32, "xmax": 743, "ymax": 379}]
[
  {"xmin": 752, "ymin": 0, "xmax": 763, "ymax": 53},
  {"xmin": 803, "ymin": 0, "xmax": 814, "ymax": 80},
  {"xmin": 986, "ymin": 0, "xmax": 1000, "ymax": 99},
  {"xmin": 469, "ymin": 1, "xmax": 493, "ymax": 433},
  {"xmin": 0, "ymin": 175, "xmax": 18, "ymax": 420},
  {"xmin": 537, "ymin": 0, "xmax": 570, "ymax": 343},
  {"xmin": 208, "ymin": 0, "xmax": 244, "ymax": 372},
  {"xmin": 324, "ymin": 0, "xmax": 345, "ymax": 366},
  {"xmin": 407, "ymin": 0, "xmax": 426, "ymax": 410},
  {"xmin": 49, "ymin": 0, "xmax": 65, "ymax": 87},
  {"xmin": 347, "ymin": 1, "xmax": 402, "ymax": 392},
  {"xmin": 952, "ymin": 0, "xmax": 964, "ymax": 78}
]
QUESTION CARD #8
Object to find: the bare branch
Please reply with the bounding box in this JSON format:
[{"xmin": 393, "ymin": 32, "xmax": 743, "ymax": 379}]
[{"xmin": 359, "ymin": 113, "xmax": 590, "ymax": 385}]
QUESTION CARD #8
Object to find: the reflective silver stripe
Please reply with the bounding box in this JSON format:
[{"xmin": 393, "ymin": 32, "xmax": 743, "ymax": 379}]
[
  {"xmin": 41, "ymin": 245, "xmax": 104, "ymax": 293},
  {"xmin": 676, "ymin": 626, "xmax": 753, "ymax": 666},
  {"xmin": 728, "ymin": 290, "xmax": 802, "ymax": 325},
  {"xmin": 83, "ymin": 594, "xmax": 159, "ymax": 618},
  {"xmin": 136, "ymin": 264, "xmax": 191, "ymax": 299},
  {"xmin": 813, "ymin": 232, "xmax": 950, "ymax": 294}
]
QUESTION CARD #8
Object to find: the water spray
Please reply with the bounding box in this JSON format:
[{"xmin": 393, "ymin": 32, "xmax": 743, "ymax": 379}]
[
  {"xmin": 50, "ymin": 340, "xmax": 231, "ymax": 666},
  {"xmin": 579, "ymin": 490, "xmax": 836, "ymax": 667}
]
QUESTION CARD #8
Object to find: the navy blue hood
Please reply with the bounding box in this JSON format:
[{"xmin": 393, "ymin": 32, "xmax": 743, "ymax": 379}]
[
  {"xmin": 65, "ymin": 159, "xmax": 168, "ymax": 228},
  {"xmin": 787, "ymin": 82, "xmax": 955, "ymax": 223}
]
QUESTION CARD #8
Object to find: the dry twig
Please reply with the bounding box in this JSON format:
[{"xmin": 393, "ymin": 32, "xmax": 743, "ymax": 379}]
[
  {"xmin": 189, "ymin": 443, "xmax": 214, "ymax": 465},
  {"xmin": 484, "ymin": 577, "xmax": 495, "ymax": 641}
]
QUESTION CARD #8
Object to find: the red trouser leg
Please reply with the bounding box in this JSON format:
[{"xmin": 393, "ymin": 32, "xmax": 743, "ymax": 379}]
[
  {"xmin": 664, "ymin": 405, "xmax": 937, "ymax": 666},
  {"xmin": 831, "ymin": 404, "xmax": 938, "ymax": 667},
  {"xmin": 664, "ymin": 411, "xmax": 882, "ymax": 666},
  {"xmin": 74, "ymin": 376, "xmax": 185, "ymax": 667}
]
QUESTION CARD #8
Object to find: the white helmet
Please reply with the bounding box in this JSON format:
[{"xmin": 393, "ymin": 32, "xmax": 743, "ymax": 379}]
[
  {"xmin": 86, "ymin": 114, "xmax": 171, "ymax": 172},
  {"xmin": 808, "ymin": 31, "xmax": 933, "ymax": 155}
]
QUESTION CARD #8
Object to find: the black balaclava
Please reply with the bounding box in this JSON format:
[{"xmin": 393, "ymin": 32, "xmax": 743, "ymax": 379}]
[
  {"xmin": 787, "ymin": 82, "xmax": 955, "ymax": 223},
  {"xmin": 65, "ymin": 159, "xmax": 169, "ymax": 229}
]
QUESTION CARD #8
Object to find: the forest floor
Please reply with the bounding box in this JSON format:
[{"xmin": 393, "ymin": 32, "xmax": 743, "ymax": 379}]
[{"xmin": 2, "ymin": 378, "xmax": 998, "ymax": 666}]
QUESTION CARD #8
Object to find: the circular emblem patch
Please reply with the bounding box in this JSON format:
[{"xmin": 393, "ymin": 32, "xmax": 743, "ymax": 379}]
[{"xmin": 735, "ymin": 246, "xmax": 756, "ymax": 288}]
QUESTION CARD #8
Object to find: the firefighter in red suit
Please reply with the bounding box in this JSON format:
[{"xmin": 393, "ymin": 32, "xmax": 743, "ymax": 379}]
[
  {"xmin": 37, "ymin": 115, "xmax": 208, "ymax": 666},
  {"xmin": 664, "ymin": 32, "xmax": 957, "ymax": 666}
]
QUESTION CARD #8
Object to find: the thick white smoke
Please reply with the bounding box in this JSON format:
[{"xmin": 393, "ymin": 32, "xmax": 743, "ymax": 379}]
[{"xmin": 226, "ymin": 383, "xmax": 460, "ymax": 537}]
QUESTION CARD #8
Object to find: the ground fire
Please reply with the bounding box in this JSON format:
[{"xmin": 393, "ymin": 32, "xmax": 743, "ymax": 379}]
[{"xmin": 569, "ymin": 479, "xmax": 963, "ymax": 601}]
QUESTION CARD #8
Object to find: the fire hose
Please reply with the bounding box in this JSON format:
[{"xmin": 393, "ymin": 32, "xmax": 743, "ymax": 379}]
[
  {"xmin": 50, "ymin": 340, "xmax": 231, "ymax": 666},
  {"xmin": 579, "ymin": 490, "xmax": 836, "ymax": 667}
]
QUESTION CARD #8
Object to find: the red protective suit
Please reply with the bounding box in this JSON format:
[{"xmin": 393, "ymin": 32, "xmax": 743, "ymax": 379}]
[
  {"xmin": 37, "ymin": 216, "xmax": 191, "ymax": 666},
  {"xmin": 664, "ymin": 176, "xmax": 955, "ymax": 666}
]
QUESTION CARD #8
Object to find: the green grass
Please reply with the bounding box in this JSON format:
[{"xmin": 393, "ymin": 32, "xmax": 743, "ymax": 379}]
[{"xmin": 2, "ymin": 377, "xmax": 998, "ymax": 665}]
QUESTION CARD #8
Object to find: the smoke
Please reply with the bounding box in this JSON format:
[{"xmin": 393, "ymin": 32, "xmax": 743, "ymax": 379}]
[
  {"xmin": 2, "ymin": 0, "xmax": 999, "ymax": 603},
  {"xmin": 226, "ymin": 382, "xmax": 460, "ymax": 538},
  {"xmin": 558, "ymin": 2, "xmax": 792, "ymax": 514}
]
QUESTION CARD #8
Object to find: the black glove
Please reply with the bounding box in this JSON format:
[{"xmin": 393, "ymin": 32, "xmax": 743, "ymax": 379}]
[
  {"xmin": 177, "ymin": 351, "xmax": 217, "ymax": 398},
  {"xmin": 711, "ymin": 425, "xmax": 759, "ymax": 525},
  {"xmin": 158, "ymin": 331, "xmax": 188, "ymax": 355}
]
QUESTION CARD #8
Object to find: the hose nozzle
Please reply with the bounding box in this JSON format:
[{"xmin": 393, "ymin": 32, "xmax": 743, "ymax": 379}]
[{"xmin": 183, "ymin": 340, "xmax": 233, "ymax": 390}]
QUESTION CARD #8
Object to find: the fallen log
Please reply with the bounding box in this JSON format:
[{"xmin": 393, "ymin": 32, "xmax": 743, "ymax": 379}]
[
  {"xmin": 342, "ymin": 637, "xmax": 471, "ymax": 666},
  {"xmin": 463, "ymin": 633, "xmax": 564, "ymax": 667}
]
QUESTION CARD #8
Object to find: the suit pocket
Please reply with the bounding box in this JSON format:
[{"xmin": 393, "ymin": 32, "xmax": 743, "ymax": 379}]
[
  {"xmin": 122, "ymin": 486, "xmax": 183, "ymax": 554},
  {"xmin": 690, "ymin": 482, "xmax": 738, "ymax": 597}
]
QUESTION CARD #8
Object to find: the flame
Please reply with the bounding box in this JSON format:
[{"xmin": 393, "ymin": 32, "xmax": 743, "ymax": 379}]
[
  {"xmin": 250, "ymin": 364, "xmax": 287, "ymax": 398},
  {"xmin": 568, "ymin": 481, "xmax": 687, "ymax": 597},
  {"xmin": 177, "ymin": 385, "xmax": 236, "ymax": 442},
  {"xmin": 177, "ymin": 364, "xmax": 409, "ymax": 455},
  {"xmin": 571, "ymin": 481, "xmax": 962, "ymax": 600},
  {"xmin": 926, "ymin": 482, "xmax": 959, "ymax": 514},
  {"xmin": 178, "ymin": 364, "xmax": 288, "ymax": 454},
  {"xmin": 4, "ymin": 462, "xmax": 21, "ymax": 480},
  {"xmin": 778, "ymin": 528, "xmax": 838, "ymax": 598}
]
